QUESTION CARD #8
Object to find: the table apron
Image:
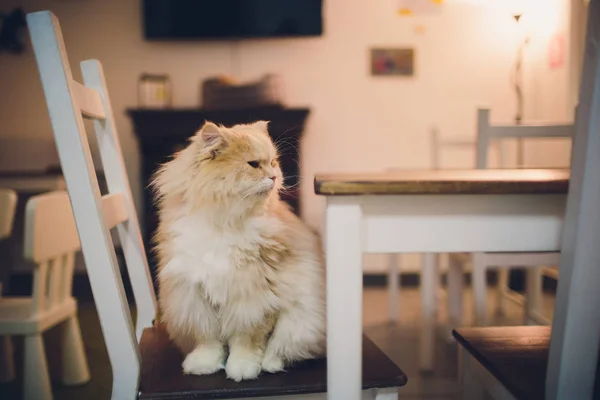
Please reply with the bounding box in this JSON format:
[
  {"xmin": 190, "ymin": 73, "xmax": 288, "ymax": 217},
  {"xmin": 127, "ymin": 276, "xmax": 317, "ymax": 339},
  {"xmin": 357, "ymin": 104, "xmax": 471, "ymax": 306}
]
[{"xmin": 328, "ymin": 194, "xmax": 566, "ymax": 253}]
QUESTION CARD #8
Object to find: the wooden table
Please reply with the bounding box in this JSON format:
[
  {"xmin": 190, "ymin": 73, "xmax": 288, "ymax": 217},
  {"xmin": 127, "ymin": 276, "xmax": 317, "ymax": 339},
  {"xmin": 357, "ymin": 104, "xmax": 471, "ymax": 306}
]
[{"xmin": 315, "ymin": 168, "xmax": 569, "ymax": 400}]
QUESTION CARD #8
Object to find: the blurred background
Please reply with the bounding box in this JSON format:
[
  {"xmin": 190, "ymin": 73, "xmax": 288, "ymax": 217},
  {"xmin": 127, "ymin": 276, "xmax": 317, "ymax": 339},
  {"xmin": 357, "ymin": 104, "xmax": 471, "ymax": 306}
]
[{"xmin": 0, "ymin": 0, "xmax": 588, "ymax": 398}]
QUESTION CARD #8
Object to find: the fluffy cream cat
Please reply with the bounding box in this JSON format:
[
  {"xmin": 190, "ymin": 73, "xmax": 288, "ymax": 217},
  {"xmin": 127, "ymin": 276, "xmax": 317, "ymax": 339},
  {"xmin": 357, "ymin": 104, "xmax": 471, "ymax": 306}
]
[{"xmin": 151, "ymin": 120, "xmax": 325, "ymax": 382}]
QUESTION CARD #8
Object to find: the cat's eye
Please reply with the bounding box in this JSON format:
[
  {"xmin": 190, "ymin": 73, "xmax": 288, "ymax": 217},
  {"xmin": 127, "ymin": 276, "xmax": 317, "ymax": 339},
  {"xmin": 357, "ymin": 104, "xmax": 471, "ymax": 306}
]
[
  {"xmin": 248, "ymin": 160, "xmax": 260, "ymax": 168},
  {"xmin": 271, "ymin": 159, "xmax": 279, "ymax": 167}
]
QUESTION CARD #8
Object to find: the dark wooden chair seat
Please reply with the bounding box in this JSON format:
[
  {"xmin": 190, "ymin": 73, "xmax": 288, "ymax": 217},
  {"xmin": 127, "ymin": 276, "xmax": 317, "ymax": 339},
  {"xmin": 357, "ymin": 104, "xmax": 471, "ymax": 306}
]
[
  {"xmin": 453, "ymin": 326, "xmax": 600, "ymax": 400},
  {"xmin": 138, "ymin": 323, "xmax": 407, "ymax": 399}
]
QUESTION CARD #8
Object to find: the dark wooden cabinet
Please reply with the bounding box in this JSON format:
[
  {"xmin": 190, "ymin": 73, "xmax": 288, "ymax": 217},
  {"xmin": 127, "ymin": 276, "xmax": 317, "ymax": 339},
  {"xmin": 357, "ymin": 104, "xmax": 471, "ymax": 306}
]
[{"xmin": 127, "ymin": 106, "xmax": 310, "ymax": 273}]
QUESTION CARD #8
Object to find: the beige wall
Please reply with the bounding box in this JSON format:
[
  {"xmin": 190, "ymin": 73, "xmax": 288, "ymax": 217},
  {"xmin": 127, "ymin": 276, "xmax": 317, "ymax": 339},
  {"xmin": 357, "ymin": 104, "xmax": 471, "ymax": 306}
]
[{"xmin": 0, "ymin": 0, "xmax": 572, "ymax": 272}]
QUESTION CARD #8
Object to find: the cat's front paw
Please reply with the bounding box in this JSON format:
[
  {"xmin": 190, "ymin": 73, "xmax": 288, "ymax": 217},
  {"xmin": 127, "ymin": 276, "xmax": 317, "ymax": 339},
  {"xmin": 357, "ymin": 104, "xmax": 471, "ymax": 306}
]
[
  {"xmin": 226, "ymin": 353, "xmax": 262, "ymax": 382},
  {"xmin": 182, "ymin": 343, "xmax": 225, "ymax": 375},
  {"xmin": 261, "ymin": 353, "xmax": 285, "ymax": 373}
]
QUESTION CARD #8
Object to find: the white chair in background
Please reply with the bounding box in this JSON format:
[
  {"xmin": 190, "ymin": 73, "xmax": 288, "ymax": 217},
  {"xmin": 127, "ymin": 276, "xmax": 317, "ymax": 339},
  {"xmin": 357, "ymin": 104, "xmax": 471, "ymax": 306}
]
[
  {"xmin": 0, "ymin": 188, "xmax": 17, "ymax": 384},
  {"xmin": 430, "ymin": 110, "xmax": 573, "ymax": 327},
  {"xmin": 467, "ymin": 108, "xmax": 572, "ymax": 326},
  {"xmin": 0, "ymin": 190, "xmax": 90, "ymax": 399},
  {"xmin": 26, "ymin": 10, "xmax": 404, "ymax": 400}
]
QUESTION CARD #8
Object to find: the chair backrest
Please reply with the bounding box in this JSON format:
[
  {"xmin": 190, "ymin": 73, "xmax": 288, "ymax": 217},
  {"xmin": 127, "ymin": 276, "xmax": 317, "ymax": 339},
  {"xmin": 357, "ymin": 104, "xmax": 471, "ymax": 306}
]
[
  {"xmin": 546, "ymin": 0, "xmax": 600, "ymax": 398},
  {"xmin": 475, "ymin": 108, "xmax": 575, "ymax": 169},
  {"xmin": 431, "ymin": 110, "xmax": 575, "ymax": 171},
  {"xmin": 26, "ymin": 10, "xmax": 157, "ymax": 398},
  {"xmin": 23, "ymin": 191, "xmax": 80, "ymax": 314},
  {"xmin": 0, "ymin": 188, "xmax": 17, "ymax": 240}
]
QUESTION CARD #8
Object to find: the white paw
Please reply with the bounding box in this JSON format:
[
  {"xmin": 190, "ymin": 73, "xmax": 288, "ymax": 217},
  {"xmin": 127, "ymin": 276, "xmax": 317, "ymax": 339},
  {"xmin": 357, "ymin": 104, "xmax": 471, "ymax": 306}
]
[
  {"xmin": 182, "ymin": 344, "xmax": 225, "ymax": 375},
  {"xmin": 226, "ymin": 353, "xmax": 262, "ymax": 382},
  {"xmin": 261, "ymin": 353, "xmax": 285, "ymax": 373}
]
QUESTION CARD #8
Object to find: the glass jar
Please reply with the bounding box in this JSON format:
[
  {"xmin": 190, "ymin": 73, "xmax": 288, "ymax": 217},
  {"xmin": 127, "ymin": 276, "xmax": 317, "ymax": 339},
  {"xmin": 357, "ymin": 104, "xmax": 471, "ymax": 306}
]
[{"xmin": 138, "ymin": 73, "xmax": 172, "ymax": 108}]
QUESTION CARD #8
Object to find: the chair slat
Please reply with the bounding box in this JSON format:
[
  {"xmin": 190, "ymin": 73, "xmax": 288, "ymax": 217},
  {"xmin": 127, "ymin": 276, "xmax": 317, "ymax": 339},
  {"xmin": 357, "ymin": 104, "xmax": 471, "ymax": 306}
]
[
  {"xmin": 61, "ymin": 252, "xmax": 75, "ymax": 302},
  {"xmin": 70, "ymin": 79, "xmax": 106, "ymax": 120},
  {"xmin": 47, "ymin": 257, "xmax": 62, "ymax": 308},
  {"xmin": 488, "ymin": 124, "xmax": 574, "ymax": 139},
  {"xmin": 24, "ymin": 191, "xmax": 80, "ymax": 263},
  {"xmin": 31, "ymin": 260, "xmax": 48, "ymax": 313},
  {"xmin": 101, "ymin": 193, "xmax": 128, "ymax": 230}
]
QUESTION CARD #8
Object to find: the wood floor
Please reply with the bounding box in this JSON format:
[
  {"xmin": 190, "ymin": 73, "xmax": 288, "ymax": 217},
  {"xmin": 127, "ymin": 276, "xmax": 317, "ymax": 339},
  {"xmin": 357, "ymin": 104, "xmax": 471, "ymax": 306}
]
[{"xmin": 0, "ymin": 284, "xmax": 556, "ymax": 400}]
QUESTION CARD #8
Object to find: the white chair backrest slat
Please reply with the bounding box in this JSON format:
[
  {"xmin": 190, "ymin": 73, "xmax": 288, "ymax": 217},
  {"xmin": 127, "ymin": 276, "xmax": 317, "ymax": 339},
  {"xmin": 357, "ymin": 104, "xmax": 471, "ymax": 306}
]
[
  {"xmin": 24, "ymin": 191, "xmax": 79, "ymax": 314},
  {"xmin": 27, "ymin": 11, "xmax": 149, "ymax": 397},
  {"xmin": 70, "ymin": 79, "xmax": 106, "ymax": 120},
  {"xmin": 487, "ymin": 124, "xmax": 575, "ymax": 138},
  {"xmin": 0, "ymin": 189, "xmax": 17, "ymax": 240},
  {"xmin": 47, "ymin": 256, "xmax": 63, "ymax": 308},
  {"xmin": 31, "ymin": 259, "xmax": 48, "ymax": 312},
  {"xmin": 475, "ymin": 108, "xmax": 574, "ymax": 169},
  {"xmin": 101, "ymin": 193, "xmax": 129, "ymax": 230},
  {"xmin": 81, "ymin": 59, "xmax": 157, "ymax": 339},
  {"xmin": 61, "ymin": 252, "xmax": 76, "ymax": 303},
  {"xmin": 24, "ymin": 191, "xmax": 79, "ymax": 263}
]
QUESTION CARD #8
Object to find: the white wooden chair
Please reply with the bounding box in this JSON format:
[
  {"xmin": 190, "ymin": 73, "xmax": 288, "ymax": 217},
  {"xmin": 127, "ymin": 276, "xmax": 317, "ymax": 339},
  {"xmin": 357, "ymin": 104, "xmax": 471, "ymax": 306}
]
[
  {"xmin": 0, "ymin": 190, "xmax": 90, "ymax": 399},
  {"xmin": 26, "ymin": 10, "xmax": 406, "ymax": 399},
  {"xmin": 431, "ymin": 111, "xmax": 573, "ymax": 327},
  {"xmin": 455, "ymin": 1, "xmax": 600, "ymax": 396},
  {"xmin": 467, "ymin": 108, "xmax": 573, "ymax": 326},
  {"xmin": 0, "ymin": 188, "xmax": 18, "ymax": 384}
]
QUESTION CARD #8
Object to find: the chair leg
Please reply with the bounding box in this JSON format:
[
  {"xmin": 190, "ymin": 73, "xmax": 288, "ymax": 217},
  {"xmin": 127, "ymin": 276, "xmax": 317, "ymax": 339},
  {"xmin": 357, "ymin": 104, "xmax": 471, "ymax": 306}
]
[
  {"xmin": 472, "ymin": 253, "xmax": 487, "ymax": 326},
  {"xmin": 60, "ymin": 316, "xmax": 90, "ymax": 385},
  {"xmin": 496, "ymin": 268, "xmax": 510, "ymax": 316},
  {"xmin": 525, "ymin": 268, "xmax": 543, "ymax": 325},
  {"xmin": 447, "ymin": 255, "xmax": 464, "ymax": 331},
  {"xmin": 24, "ymin": 334, "xmax": 52, "ymax": 400},
  {"xmin": 374, "ymin": 387, "xmax": 399, "ymax": 399},
  {"xmin": 0, "ymin": 335, "xmax": 15, "ymax": 383},
  {"xmin": 388, "ymin": 253, "xmax": 400, "ymax": 323},
  {"xmin": 419, "ymin": 253, "xmax": 438, "ymax": 372}
]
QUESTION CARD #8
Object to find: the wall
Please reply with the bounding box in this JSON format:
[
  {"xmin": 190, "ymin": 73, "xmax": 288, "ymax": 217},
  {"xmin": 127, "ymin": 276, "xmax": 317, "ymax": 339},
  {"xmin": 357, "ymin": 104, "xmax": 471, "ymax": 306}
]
[{"xmin": 0, "ymin": 0, "xmax": 572, "ymax": 273}]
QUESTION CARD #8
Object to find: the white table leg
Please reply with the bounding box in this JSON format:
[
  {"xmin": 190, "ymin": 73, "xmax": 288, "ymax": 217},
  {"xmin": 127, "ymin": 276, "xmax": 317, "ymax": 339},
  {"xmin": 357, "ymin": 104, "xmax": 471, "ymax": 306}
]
[
  {"xmin": 420, "ymin": 252, "xmax": 438, "ymax": 372},
  {"xmin": 325, "ymin": 199, "xmax": 363, "ymax": 400},
  {"xmin": 388, "ymin": 253, "xmax": 399, "ymax": 323}
]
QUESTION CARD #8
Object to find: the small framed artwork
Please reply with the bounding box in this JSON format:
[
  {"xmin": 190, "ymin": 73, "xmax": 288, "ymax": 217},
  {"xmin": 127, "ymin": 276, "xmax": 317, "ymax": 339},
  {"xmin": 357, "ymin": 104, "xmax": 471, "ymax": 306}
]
[{"xmin": 370, "ymin": 48, "xmax": 414, "ymax": 76}]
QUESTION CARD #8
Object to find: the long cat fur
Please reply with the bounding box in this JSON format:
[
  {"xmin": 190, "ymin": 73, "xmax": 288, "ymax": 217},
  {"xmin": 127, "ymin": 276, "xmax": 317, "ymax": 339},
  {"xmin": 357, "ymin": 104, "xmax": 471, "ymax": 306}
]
[{"xmin": 151, "ymin": 120, "xmax": 325, "ymax": 381}]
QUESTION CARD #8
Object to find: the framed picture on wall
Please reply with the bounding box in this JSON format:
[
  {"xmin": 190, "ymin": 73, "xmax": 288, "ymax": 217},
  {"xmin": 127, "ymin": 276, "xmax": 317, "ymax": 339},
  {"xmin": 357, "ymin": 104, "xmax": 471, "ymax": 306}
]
[{"xmin": 370, "ymin": 48, "xmax": 414, "ymax": 76}]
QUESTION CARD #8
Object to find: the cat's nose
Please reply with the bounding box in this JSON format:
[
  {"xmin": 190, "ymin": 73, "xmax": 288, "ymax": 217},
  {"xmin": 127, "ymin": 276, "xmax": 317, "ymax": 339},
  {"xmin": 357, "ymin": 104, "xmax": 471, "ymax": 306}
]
[{"xmin": 269, "ymin": 176, "xmax": 276, "ymax": 182}]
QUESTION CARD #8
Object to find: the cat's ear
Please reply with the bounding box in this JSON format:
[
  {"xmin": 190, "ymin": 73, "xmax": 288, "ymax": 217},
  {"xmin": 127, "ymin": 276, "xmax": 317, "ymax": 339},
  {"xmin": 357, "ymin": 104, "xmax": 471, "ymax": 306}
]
[
  {"xmin": 252, "ymin": 120, "xmax": 270, "ymax": 134},
  {"xmin": 197, "ymin": 121, "xmax": 228, "ymax": 148}
]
